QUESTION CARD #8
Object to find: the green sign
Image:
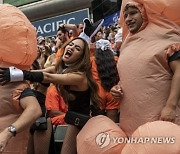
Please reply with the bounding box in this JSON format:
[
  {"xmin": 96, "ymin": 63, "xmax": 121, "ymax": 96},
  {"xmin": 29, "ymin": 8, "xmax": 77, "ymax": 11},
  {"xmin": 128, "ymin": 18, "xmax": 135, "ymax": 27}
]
[{"xmin": 4, "ymin": 0, "xmax": 40, "ymax": 7}]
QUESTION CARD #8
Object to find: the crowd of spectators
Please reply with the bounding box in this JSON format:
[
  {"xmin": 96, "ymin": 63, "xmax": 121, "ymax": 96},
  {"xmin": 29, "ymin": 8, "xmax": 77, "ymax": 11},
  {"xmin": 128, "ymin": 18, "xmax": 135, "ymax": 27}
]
[{"xmin": 27, "ymin": 19, "xmax": 122, "ymax": 153}]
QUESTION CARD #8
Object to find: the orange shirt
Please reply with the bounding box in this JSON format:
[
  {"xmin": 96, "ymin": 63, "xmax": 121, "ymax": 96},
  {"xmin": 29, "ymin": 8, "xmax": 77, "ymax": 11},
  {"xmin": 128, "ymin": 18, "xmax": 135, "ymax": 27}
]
[
  {"xmin": 91, "ymin": 56, "xmax": 120, "ymax": 110},
  {"xmin": 55, "ymin": 48, "xmax": 63, "ymax": 63},
  {"xmin": 45, "ymin": 84, "xmax": 67, "ymax": 126}
]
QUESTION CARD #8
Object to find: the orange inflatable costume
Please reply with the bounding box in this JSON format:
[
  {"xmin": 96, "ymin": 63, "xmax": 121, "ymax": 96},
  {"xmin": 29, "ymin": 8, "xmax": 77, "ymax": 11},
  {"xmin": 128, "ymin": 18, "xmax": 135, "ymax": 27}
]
[
  {"xmin": 77, "ymin": 115, "xmax": 126, "ymax": 154},
  {"xmin": 77, "ymin": 0, "xmax": 180, "ymax": 153},
  {"xmin": 118, "ymin": 0, "xmax": 180, "ymax": 136},
  {"xmin": 121, "ymin": 121, "xmax": 180, "ymax": 154},
  {"xmin": 0, "ymin": 4, "xmax": 37, "ymax": 153}
]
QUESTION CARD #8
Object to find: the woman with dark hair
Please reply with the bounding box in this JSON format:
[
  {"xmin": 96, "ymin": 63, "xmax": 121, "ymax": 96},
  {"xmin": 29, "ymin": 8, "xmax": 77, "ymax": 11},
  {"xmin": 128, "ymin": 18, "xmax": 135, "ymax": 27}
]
[
  {"xmin": 0, "ymin": 37, "xmax": 103, "ymax": 154},
  {"xmin": 38, "ymin": 37, "xmax": 103, "ymax": 154},
  {"xmin": 95, "ymin": 46, "xmax": 118, "ymax": 92},
  {"xmin": 91, "ymin": 39, "xmax": 120, "ymax": 123},
  {"xmin": 0, "ymin": 18, "xmax": 105, "ymax": 154}
]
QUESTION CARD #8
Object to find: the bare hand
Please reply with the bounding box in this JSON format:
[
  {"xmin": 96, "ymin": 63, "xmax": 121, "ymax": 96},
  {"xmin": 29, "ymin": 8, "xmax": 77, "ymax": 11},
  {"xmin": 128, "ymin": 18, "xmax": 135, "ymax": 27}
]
[
  {"xmin": 160, "ymin": 106, "xmax": 177, "ymax": 122},
  {"xmin": 110, "ymin": 84, "xmax": 123, "ymax": 99}
]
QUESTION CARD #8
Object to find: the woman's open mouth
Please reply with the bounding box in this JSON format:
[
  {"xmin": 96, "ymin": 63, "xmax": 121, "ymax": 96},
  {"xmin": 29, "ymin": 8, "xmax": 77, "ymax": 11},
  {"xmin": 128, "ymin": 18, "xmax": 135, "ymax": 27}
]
[{"xmin": 64, "ymin": 50, "xmax": 72, "ymax": 58}]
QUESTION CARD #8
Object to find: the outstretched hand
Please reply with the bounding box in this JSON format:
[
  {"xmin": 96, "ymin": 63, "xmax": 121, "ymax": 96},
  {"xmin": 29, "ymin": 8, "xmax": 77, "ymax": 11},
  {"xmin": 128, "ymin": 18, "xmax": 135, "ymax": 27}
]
[{"xmin": 0, "ymin": 68, "xmax": 10, "ymax": 86}]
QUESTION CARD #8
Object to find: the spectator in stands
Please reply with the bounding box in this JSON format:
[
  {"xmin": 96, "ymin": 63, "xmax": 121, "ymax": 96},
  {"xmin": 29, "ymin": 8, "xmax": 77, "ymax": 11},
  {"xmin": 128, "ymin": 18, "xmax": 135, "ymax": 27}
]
[
  {"xmin": 55, "ymin": 26, "xmax": 69, "ymax": 52},
  {"xmin": 91, "ymin": 39, "xmax": 120, "ymax": 122},
  {"xmin": 68, "ymin": 29, "xmax": 73, "ymax": 39},
  {"xmin": 44, "ymin": 44, "xmax": 55, "ymax": 68},
  {"xmin": 76, "ymin": 22, "xmax": 84, "ymax": 35},
  {"xmin": 59, "ymin": 22, "xmax": 84, "ymax": 39},
  {"xmin": 0, "ymin": 4, "xmax": 41, "ymax": 153},
  {"xmin": 114, "ymin": 18, "xmax": 123, "ymax": 56},
  {"xmin": 94, "ymin": 30, "xmax": 103, "ymax": 41},
  {"xmin": 0, "ymin": 18, "xmax": 105, "ymax": 154},
  {"xmin": 37, "ymin": 36, "xmax": 45, "ymax": 46},
  {"xmin": 36, "ymin": 45, "xmax": 47, "ymax": 69},
  {"xmin": 49, "ymin": 37, "xmax": 56, "ymax": 53},
  {"xmin": 111, "ymin": 0, "xmax": 180, "ymax": 136}
]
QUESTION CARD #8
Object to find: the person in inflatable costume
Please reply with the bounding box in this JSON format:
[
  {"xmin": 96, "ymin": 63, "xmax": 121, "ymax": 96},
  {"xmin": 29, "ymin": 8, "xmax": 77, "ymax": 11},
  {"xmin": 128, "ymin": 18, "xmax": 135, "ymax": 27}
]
[
  {"xmin": 76, "ymin": 1, "xmax": 180, "ymax": 153},
  {"xmin": 111, "ymin": 0, "xmax": 180, "ymax": 136},
  {"xmin": 0, "ymin": 4, "xmax": 41, "ymax": 153}
]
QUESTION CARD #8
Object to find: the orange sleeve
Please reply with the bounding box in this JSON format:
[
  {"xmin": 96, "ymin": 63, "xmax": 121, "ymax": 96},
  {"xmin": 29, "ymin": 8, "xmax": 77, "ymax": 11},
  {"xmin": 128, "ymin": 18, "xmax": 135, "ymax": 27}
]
[
  {"xmin": 105, "ymin": 92, "xmax": 120, "ymax": 110},
  {"xmin": 91, "ymin": 57, "xmax": 101, "ymax": 82},
  {"xmin": 45, "ymin": 85, "xmax": 67, "ymax": 111},
  {"xmin": 45, "ymin": 85, "xmax": 67, "ymax": 125},
  {"xmin": 90, "ymin": 47, "xmax": 95, "ymax": 57},
  {"xmin": 55, "ymin": 48, "xmax": 63, "ymax": 63},
  {"xmin": 45, "ymin": 85, "xmax": 59, "ymax": 110},
  {"xmin": 97, "ymin": 83, "xmax": 120, "ymax": 110}
]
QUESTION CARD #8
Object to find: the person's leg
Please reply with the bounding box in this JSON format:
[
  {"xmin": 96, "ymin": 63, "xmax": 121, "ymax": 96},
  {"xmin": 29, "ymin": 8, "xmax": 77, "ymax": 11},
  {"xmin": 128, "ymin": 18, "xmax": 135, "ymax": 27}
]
[
  {"xmin": 61, "ymin": 125, "xmax": 79, "ymax": 154},
  {"xmin": 33, "ymin": 118, "xmax": 52, "ymax": 154}
]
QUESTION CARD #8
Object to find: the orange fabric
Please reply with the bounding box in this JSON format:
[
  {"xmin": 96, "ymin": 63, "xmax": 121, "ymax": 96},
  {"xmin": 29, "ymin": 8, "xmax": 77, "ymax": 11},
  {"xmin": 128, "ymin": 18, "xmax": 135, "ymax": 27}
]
[
  {"xmin": 0, "ymin": 4, "xmax": 37, "ymax": 70},
  {"xmin": 121, "ymin": 121, "xmax": 180, "ymax": 154},
  {"xmin": 91, "ymin": 57, "xmax": 120, "ymax": 110},
  {"xmin": 77, "ymin": 115, "xmax": 126, "ymax": 154},
  {"xmin": 117, "ymin": 0, "xmax": 180, "ymax": 136},
  {"xmin": 55, "ymin": 48, "xmax": 63, "ymax": 63},
  {"xmin": 0, "ymin": 4, "xmax": 37, "ymax": 153},
  {"xmin": 0, "ymin": 82, "xmax": 30, "ymax": 153},
  {"xmin": 45, "ymin": 85, "xmax": 67, "ymax": 126},
  {"xmin": 120, "ymin": 0, "xmax": 180, "ymax": 42},
  {"xmin": 90, "ymin": 46, "xmax": 96, "ymax": 57}
]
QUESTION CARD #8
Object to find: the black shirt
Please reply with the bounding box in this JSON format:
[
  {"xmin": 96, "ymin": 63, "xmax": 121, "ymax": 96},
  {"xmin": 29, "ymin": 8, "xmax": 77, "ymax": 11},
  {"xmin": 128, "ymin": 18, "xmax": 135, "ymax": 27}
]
[{"xmin": 68, "ymin": 89, "xmax": 91, "ymax": 115}]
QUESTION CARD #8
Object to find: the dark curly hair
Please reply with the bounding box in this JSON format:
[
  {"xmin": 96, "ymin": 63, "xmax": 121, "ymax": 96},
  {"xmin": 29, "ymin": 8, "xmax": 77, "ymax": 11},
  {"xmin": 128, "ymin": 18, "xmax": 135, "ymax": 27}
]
[{"xmin": 95, "ymin": 48, "xmax": 119, "ymax": 91}]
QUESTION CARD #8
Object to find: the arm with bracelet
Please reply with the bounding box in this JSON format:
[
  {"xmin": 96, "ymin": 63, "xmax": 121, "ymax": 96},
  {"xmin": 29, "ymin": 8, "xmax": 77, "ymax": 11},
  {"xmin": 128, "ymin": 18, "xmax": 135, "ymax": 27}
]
[{"xmin": 0, "ymin": 88, "xmax": 42, "ymax": 152}]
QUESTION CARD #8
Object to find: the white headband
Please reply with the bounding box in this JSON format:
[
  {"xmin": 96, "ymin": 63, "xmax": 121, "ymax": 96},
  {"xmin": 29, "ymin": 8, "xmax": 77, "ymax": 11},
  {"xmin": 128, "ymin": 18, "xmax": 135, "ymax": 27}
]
[{"xmin": 96, "ymin": 39, "xmax": 112, "ymax": 51}]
